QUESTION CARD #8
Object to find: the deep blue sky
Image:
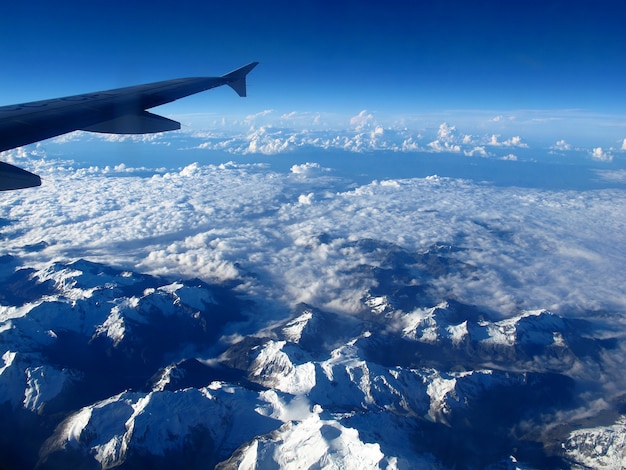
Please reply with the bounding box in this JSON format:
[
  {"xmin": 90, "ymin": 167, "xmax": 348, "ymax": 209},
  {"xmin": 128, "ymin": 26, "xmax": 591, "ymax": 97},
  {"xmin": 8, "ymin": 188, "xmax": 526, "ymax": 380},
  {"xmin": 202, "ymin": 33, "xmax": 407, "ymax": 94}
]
[{"xmin": 1, "ymin": 0, "xmax": 625, "ymax": 114}]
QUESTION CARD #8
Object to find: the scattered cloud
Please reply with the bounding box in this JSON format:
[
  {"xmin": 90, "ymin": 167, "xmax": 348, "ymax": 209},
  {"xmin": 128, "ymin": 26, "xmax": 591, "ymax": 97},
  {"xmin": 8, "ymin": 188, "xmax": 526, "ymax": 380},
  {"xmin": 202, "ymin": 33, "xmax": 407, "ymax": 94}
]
[
  {"xmin": 25, "ymin": 109, "xmax": 623, "ymax": 162},
  {"xmin": 290, "ymin": 162, "xmax": 326, "ymax": 176},
  {"xmin": 594, "ymin": 169, "xmax": 626, "ymax": 183},
  {"xmin": 621, "ymin": 138, "xmax": 626, "ymax": 151},
  {"xmin": 487, "ymin": 135, "xmax": 528, "ymax": 148},
  {"xmin": 436, "ymin": 122, "xmax": 456, "ymax": 141},
  {"xmin": 428, "ymin": 140, "xmax": 461, "ymax": 152},
  {"xmin": 349, "ymin": 110, "xmax": 375, "ymax": 131},
  {"xmin": 552, "ymin": 139, "xmax": 572, "ymax": 151},
  {"xmin": 464, "ymin": 146, "xmax": 489, "ymax": 157},
  {"xmin": 244, "ymin": 126, "xmax": 297, "ymax": 154},
  {"xmin": 591, "ymin": 147, "xmax": 613, "ymax": 162},
  {"xmin": 428, "ymin": 123, "xmax": 461, "ymax": 153},
  {"xmin": 244, "ymin": 109, "xmax": 274, "ymax": 126},
  {"xmin": 297, "ymin": 193, "xmax": 314, "ymax": 205}
]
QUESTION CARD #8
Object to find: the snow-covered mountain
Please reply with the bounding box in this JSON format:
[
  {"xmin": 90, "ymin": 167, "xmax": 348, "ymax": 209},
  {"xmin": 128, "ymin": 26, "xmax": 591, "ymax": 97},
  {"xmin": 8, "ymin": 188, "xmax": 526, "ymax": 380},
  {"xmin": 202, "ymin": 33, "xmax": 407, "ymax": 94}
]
[{"xmin": 1, "ymin": 242, "xmax": 624, "ymax": 469}]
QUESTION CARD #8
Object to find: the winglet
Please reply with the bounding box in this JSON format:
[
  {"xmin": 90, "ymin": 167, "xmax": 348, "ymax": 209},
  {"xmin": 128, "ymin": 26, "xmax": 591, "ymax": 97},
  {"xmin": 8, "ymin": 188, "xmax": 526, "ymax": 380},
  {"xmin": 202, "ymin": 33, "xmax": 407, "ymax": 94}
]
[{"xmin": 221, "ymin": 62, "xmax": 259, "ymax": 97}]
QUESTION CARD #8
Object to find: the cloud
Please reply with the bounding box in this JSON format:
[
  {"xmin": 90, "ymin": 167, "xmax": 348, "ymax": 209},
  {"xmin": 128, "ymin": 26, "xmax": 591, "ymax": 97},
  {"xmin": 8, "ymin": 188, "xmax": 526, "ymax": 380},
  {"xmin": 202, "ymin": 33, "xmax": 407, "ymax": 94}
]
[
  {"xmin": 428, "ymin": 123, "xmax": 461, "ymax": 153},
  {"xmin": 487, "ymin": 135, "xmax": 528, "ymax": 148},
  {"xmin": 244, "ymin": 126, "xmax": 297, "ymax": 154},
  {"xmin": 594, "ymin": 169, "xmax": 626, "ymax": 183},
  {"xmin": 244, "ymin": 109, "xmax": 274, "ymax": 126},
  {"xmin": 3, "ymin": 152, "xmax": 626, "ymax": 319},
  {"xmin": 0, "ymin": 147, "xmax": 31, "ymax": 165},
  {"xmin": 279, "ymin": 111, "xmax": 323, "ymax": 127},
  {"xmin": 591, "ymin": 147, "xmax": 613, "ymax": 161},
  {"xmin": 290, "ymin": 162, "xmax": 326, "ymax": 176},
  {"xmin": 463, "ymin": 146, "xmax": 489, "ymax": 157},
  {"xmin": 622, "ymin": 138, "xmax": 626, "ymax": 151},
  {"xmin": 552, "ymin": 139, "xmax": 572, "ymax": 151},
  {"xmin": 436, "ymin": 122, "xmax": 456, "ymax": 141},
  {"xmin": 297, "ymin": 193, "xmax": 314, "ymax": 205},
  {"xmin": 31, "ymin": 110, "xmax": 609, "ymax": 162},
  {"xmin": 349, "ymin": 110, "xmax": 375, "ymax": 130},
  {"xmin": 428, "ymin": 140, "xmax": 461, "ymax": 152}
]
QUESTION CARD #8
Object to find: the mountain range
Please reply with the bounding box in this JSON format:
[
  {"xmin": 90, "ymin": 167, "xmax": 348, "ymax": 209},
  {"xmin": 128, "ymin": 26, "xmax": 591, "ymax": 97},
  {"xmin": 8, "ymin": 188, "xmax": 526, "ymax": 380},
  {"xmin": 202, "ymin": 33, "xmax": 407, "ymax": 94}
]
[{"xmin": 1, "ymin": 239, "xmax": 625, "ymax": 469}]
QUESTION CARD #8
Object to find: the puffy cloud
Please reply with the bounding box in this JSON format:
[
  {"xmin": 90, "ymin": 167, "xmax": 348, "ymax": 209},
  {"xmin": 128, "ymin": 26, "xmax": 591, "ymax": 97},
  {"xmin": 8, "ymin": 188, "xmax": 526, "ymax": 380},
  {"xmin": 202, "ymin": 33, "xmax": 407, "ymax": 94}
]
[
  {"xmin": 37, "ymin": 108, "xmax": 625, "ymax": 163},
  {"xmin": 428, "ymin": 123, "xmax": 461, "ymax": 153},
  {"xmin": 244, "ymin": 126, "xmax": 297, "ymax": 154},
  {"xmin": 297, "ymin": 193, "xmax": 314, "ymax": 205},
  {"xmin": 591, "ymin": 147, "xmax": 613, "ymax": 161},
  {"xmin": 349, "ymin": 110, "xmax": 375, "ymax": 131},
  {"xmin": 290, "ymin": 162, "xmax": 328, "ymax": 177},
  {"xmin": 428, "ymin": 140, "xmax": 461, "ymax": 153},
  {"xmin": 0, "ymin": 147, "xmax": 31, "ymax": 165},
  {"xmin": 487, "ymin": 135, "xmax": 528, "ymax": 148},
  {"xmin": 436, "ymin": 122, "xmax": 455, "ymax": 141},
  {"xmin": 553, "ymin": 139, "xmax": 572, "ymax": 151},
  {"xmin": 399, "ymin": 137, "xmax": 422, "ymax": 151},
  {"xmin": 622, "ymin": 138, "xmax": 626, "ymax": 151},
  {"xmin": 3, "ymin": 154, "xmax": 626, "ymax": 318}
]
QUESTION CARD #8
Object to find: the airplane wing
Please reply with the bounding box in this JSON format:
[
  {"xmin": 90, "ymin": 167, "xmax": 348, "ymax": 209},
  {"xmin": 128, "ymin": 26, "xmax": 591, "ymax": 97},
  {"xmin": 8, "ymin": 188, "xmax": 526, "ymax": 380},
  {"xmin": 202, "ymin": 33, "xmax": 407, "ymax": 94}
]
[{"xmin": 0, "ymin": 62, "xmax": 258, "ymax": 191}]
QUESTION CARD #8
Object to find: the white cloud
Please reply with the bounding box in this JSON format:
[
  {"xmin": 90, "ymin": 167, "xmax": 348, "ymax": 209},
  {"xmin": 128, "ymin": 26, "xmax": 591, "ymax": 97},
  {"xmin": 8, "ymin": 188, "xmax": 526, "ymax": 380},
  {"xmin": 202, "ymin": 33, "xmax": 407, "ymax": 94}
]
[
  {"xmin": 428, "ymin": 123, "xmax": 461, "ymax": 153},
  {"xmin": 290, "ymin": 162, "xmax": 325, "ymax": 176},
  {"xmin": 279, "ymin": 111, "xmax": 323, "ymax": 127},
  {"xmin": 621, "ymin": 138, "xmax": 626, "ymax": 151},
  {"xmin": 3, "ymin": 154, "xmax": 626, "ymax": 319},
  {"xmin": 591, "ymin": 147, "xmax": 613, "ymax": 162},
  {"xmin": 553, "ymin": 139, "xmax": 572, "ymax": 151},
  {"xmin": 244, "ymin": 126, "xmax": 297, "ymax": 154},
  {"xmin": 428, "ymin": 140, "xmax": 461, "ymax": 153},
  {"xmin": 487, "ymin": 135, "xmax": 528, "ymax": 148},
  {"xmin": 0, "ymin": 149, "xmax": 24, "ymax": 165},
  {"xmin": 436, "ymin": 122, "xmax": 455, "ymax": 141},
  {"xmin": 349, "ymin": 110, "xmax": 375, "ymax": 131},
  {"xmin": 297, "ymin": 193, "xmax": 314, "ymax": 205},
  {"xmin": 244, "ymin": 109, "xmax": 274, "ymax": 126},
  {"xmin": 400, "ymin": 137, "xmax": 421, "ymax": 151},
  {"xmin": 463, "ymin": 146, "xmax": 489, "ymax": 157},
  {"xmin": 594, "ymin": 169, "xmax": 626, "ymax": 183}
]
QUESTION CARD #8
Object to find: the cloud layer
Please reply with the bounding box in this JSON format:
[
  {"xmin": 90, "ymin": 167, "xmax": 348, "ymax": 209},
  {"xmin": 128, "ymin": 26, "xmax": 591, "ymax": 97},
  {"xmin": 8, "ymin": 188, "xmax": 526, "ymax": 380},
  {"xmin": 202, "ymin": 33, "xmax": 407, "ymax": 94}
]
[
  {"xmin": 2, "ymin": 153, "xmax": 626, "ymax": 319},
  {"xmin": 82, "ymin": 108, "xmax": 626, "ymax": 162}
]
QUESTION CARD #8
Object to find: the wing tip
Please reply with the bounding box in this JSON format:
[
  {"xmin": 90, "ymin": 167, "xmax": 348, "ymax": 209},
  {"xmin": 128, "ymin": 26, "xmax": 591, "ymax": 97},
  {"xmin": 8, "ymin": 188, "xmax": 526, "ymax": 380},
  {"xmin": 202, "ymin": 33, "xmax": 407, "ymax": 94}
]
[{"xmin": 222, "ymin": 62, "xmax": 259, "ymax": 97}]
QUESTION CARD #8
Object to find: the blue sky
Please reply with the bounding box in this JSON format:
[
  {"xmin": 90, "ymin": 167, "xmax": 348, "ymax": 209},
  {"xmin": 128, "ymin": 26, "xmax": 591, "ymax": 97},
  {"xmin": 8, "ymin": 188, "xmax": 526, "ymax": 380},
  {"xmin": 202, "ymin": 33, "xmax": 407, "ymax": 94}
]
[
  {"xmin": 1, "ymin": 0, "xmax": 626, "ymax": 177},
  {"xmin": 1, "ymin": 0, "xmax": 625, "ymax": 112}
]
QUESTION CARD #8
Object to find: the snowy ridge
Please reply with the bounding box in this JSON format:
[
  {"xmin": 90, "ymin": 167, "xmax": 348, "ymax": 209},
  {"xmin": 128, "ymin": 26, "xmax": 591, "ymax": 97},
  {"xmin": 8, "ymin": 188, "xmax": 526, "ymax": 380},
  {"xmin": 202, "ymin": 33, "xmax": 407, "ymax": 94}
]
[
  {"xmin": 218, "ymin": 412, "xmax": 387, "ymax": 470},
  {"xmin": 0, "ymin": 256, "xmax": 623, "ymax": 469},
  {"xmin": 563, "ymin": 417, "xmax": 626, "ymax": 469},
  {"xmin": 41, "ymin": 384, "xmax": 281, "ymax": 469}
]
